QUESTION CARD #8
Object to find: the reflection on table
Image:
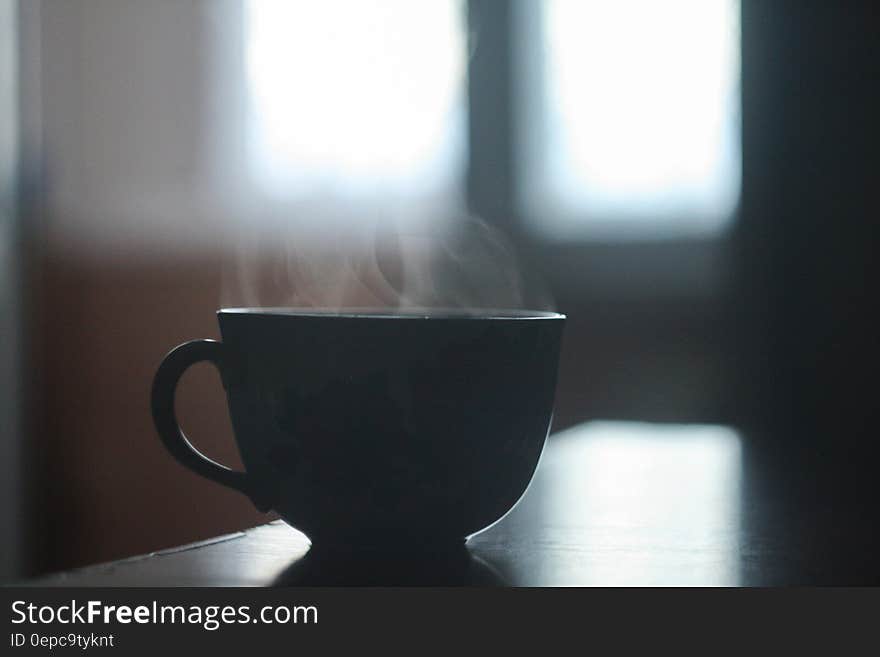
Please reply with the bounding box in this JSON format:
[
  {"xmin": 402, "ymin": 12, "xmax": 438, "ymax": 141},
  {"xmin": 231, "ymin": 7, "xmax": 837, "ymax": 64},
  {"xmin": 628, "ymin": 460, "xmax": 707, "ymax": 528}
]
[{"xmin": 29, "ymin": 421, "xmax": 880, "ymax": 586}]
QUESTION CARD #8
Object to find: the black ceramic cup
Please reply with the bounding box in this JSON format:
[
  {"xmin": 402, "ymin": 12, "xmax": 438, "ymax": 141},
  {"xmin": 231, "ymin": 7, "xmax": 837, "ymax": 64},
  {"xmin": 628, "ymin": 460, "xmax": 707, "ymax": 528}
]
[{"xmin": 152, "ymin": 308, "xmax": 564, "ymax": 548}]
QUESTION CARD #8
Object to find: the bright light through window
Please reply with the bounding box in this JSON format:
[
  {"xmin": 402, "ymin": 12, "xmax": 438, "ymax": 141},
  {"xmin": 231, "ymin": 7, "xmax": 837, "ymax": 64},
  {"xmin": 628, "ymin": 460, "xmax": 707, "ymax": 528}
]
[
  {"xmin": 519, "ymin": 0, "xmax": 741, "ymax": 240},
  {"xmin": 246, "ymin": 0, "xmax": 465, "ymax": 204}
]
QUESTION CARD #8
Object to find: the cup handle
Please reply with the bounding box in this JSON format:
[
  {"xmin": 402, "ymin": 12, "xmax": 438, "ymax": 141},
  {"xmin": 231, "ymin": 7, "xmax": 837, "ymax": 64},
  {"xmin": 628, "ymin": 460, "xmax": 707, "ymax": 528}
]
[{"xmin": 151, "ymin": 339, "xmax": 271, "ymax": 511}]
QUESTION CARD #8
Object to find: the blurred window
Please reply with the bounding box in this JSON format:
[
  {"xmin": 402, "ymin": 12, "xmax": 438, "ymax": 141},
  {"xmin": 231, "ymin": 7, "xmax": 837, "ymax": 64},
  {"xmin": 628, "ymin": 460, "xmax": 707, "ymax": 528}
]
[
  {"xmin": 246, "ymin": 0, "xmax": 466, "ymax": 205},
  {"xmin": 517, "ymin": 0, "xmax": 741, "ymax": 240}
]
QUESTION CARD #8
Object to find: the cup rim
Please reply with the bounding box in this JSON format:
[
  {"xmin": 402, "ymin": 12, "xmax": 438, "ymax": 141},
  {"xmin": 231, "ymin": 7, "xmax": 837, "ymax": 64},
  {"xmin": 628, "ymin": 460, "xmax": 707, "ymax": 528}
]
[{"xmin": 219, "ymin": 307, "xmax": 565, "ymax": 320}]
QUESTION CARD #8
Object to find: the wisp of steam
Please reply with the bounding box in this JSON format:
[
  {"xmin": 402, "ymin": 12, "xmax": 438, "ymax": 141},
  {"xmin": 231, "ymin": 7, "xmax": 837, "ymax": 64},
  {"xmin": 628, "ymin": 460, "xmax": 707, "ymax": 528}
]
[{"xmin": 221, "ymin": 211, "xmax": 553, "ymax": 314}]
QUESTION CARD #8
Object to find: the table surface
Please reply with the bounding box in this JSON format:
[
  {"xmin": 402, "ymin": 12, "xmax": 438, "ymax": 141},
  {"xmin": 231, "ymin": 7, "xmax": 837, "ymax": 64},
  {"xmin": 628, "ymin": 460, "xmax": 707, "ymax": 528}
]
[{"xmin": 28, "ymin": 421, "xmax": 880, "ymax": 586}]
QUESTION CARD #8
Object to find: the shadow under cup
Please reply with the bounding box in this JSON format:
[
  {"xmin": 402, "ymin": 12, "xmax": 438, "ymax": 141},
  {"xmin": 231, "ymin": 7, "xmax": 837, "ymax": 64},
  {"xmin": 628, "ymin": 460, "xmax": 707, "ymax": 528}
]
[{"xmin": 152, "ymin": 308, "xmax": 565, "ymax": 548}]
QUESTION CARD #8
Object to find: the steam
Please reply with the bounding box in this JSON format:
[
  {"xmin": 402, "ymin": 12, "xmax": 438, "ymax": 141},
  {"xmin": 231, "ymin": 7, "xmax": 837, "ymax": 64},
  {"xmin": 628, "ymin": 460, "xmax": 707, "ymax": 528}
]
[{"xmin": 221, "ymin": 210, "xmax": 552, "ymax": 314}]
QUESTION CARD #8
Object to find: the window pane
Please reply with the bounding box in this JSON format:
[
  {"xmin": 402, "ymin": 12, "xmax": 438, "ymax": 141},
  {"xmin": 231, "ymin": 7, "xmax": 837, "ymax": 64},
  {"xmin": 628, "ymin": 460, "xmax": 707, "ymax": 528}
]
[
  {"xmin": 246, "ymin": 0, "xmax": 465, "ymax": 206},
  {"xmin": 518, "ymin": 0, "xmax": 741, "ymax": 239}
]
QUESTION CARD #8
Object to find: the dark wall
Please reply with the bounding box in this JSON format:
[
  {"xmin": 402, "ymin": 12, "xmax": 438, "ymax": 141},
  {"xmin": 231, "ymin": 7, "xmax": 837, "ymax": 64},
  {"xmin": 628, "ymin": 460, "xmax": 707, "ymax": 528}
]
[{"xmin": 735, "ymin": 1, "xmax": 878, "ymax": 463}]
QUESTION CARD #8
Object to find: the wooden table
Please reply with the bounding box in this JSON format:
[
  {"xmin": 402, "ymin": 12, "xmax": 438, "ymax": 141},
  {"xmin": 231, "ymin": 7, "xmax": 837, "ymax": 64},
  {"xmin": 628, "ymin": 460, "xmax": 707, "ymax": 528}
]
[{"xmin": 29, "ymin": 421, "xmax": 880, "ymax": 586}]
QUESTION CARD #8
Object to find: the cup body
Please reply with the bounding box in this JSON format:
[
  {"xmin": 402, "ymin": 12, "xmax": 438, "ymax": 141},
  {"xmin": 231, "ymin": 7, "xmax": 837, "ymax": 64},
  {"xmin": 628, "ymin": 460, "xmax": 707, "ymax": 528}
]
[{"xmin": 216, "ymin": 308, "xmax": 564, "ymax": 546}]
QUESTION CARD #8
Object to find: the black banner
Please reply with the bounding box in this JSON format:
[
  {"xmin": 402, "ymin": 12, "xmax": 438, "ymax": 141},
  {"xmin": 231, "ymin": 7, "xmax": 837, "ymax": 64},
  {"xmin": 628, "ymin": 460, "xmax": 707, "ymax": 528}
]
[{"xmin": 1, "ymin": 587, "xmax": 877, "ymax": 653}]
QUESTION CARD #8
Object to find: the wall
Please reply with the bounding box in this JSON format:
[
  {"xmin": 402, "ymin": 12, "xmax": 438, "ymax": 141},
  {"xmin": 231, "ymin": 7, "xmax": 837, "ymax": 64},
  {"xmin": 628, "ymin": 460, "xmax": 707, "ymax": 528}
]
[
  {"xmin": 29, "ymin": 0, "xmax": 264, "ymax": 573},
  {"xmin": 0, "ymin": 0, "xmax": 23, "ymax": 579}
]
